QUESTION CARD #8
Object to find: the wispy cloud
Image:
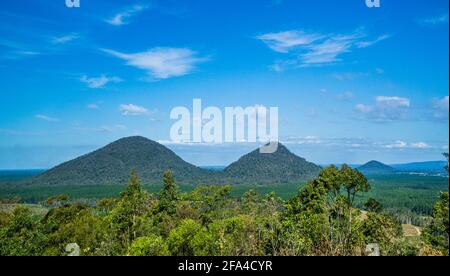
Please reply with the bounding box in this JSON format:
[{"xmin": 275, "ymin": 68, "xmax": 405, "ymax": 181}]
[
  {"xmin": 256, "ymin": 31, "xmax": 324, "ymax": 53},
  {"xmin": 51, "ymin": 33, "xmax": 79, "ymax": 45},
  {"xmin": 119, "ymin": 104, "xmax": 150, "ymax": 116},
  {"xmin": 12, "ymin": 50, "xmax": 40, "ymax": 57},
  {"xmin": 35, "ymin": 114, "xmax": 60, "ymax": 122},
  {"xmin": 410, "ymin": 142, "xmax": 431, "ymax": 149},
  {"xmin": 419, "ymin": 14, "xmax": 449, "ymax": 26},
  {"xmin": 1, "ymin": 31, "xmax": 81, "ymax": 59},
  {"xmin": 0, "ymin": 39, "xmax": 41, "ymax": 59},
  {"xmin": 282, "ymin": 136, "xmax": 436, "ymax": 152},
  {"xmin": 105, "ymin": 5, "xmax": 149, "ymax": 26},
  {"xmin": 355, "ymin": 96, "xmax": 411, "ymax": 122},
  {"xmin": 301, "ymin": 32, "xmax": 365, "ymax": 66},
  {"xmin": 102, "ymin": 47, "xmax": 208, "ymax": 80},
  {"xmin": 431, "ymin": 96, "xmax": 449, "ymax": 120},
  {"xmin": 80, "ymin": 75, "xmax": 122, "ymax": 89},
  {"xmin": 383, "ymin": 140, "xmax": 408, "ymax": 149},
  {"xmin": 383, "ymin": 141, "xmax": 431, "ymax": 149},
  {"xmin": 356, "ymin": 34, "xmax": 391, "ymax": 48},
  {"xmin": 257, "ymin": 29, "xmax": 391, "ymax": 68}
]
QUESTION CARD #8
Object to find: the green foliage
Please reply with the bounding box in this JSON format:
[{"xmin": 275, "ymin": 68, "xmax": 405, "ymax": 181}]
[
  {"xmin": 360, "ymin": 212, "xmax": 403, "ymax": 255},
  {"xmin": 189, "ymin": 185, "xmax": 232, "ymax": 225},
  {"xmin": 42, "ymin": 194, "xmax": 69, "ymax": 207},
  {"xmin": 44, "ymin": 208, "xmax": 107, "ymax": 256},
  {"xmin": 282, "ymin": 165, "xmax": 371, "ymax": 256},
  {"xmin": 206, "ymin": 215, "xmax": 260, "ymax": 256},
  {"xmin": 0, "ymin": 168, "xmax": 447, "ymax": 256},
  {"xmin": 422, "ymin": 192, "xmax": 449, "ymax": 255},
  {"xmin": 158, "ymin": 171, "xmax": 179, "ymax": 215},
  {"xmin": 364, "ymin": 198, "xmax": 383, "ymax": 213},
  {"xmin": 0, "ymin": 206, "xmax": 46, "ymax": 256},
  {"xmin": 108, "ymin": 170, "xmax": 148, "ymax": 252},
  {"xmin": 128, "ymin": 235, "xmax": 170, "ymax": 256},
  {"xmin": 167, "ymin": 219, "xmax": 203, "ymax": 256},
  {"xmin": 2, "ymin": 174, "xmax": 447, "ymax": 223}
]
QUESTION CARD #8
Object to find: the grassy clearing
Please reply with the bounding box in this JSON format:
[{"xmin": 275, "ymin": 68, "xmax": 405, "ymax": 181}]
[{"xmin": 0, "ymin": 204, "xmax": 49, "ymax": 216}]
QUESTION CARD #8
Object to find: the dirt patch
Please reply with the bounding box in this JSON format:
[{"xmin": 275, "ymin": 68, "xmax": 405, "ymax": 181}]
[{"xmin": 402, "ymin": 224, "xmax": 421, "ymax": 237}]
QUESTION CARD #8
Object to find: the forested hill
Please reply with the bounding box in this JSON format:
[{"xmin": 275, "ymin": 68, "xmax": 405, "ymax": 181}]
[
  {"xmin": 224, "ymin": 143, "xmax": 322, "ymax": 184},
  {"xmin": 22, "ymin": 137, "xmax": 321, "ymax": 186},
  {"xmin": 357, "ymin": 160, "xmax": 396, "ymax": 175},
  {"xmin": 25, "ymin": 136, "xmax": 210, "ymax": 186}
]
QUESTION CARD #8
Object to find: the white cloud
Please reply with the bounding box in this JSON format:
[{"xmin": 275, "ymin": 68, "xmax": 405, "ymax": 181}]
[
  {"xmin": 256, "ymin": 30, "xmax": 324, "ymax": 53},
  {"xmin": 383, "ymin": 141, "xmax": 431, "ymax": 149},
  {"xmin": 419, "ymin": 14, "xmax": 449, "ymax": 26},
  {"xmin": 302, "ymin": 33, "xmax": 364, "ymax": 65},
  {"xmin": 80, "ymin": 75, "xmax": 122, "ymax": 89},
  {"xmin": 35, "ymin": 114, "xmax": 60, "ymax": 122},
  {"xmin": 52, "ymin": 33, "xmax": 79, "ymax": 45},
  {"xmin": 355, "ymin": 104, "xmax": 372, "ymax": 114},
  {"xmin": 410, "ymin": 142, "xmax": 431, "ymax": 149},
  {"xmin": 431, "ymin": 96, "xmax": 449, "ymax": 120},
  {"xmin": 376, "ymin": 96, "xmax": 410, "ymax": 107},
  {"xmin": 102, "ymin": 47, "xmax": 207, "ymax": 80},
  {"xmin": 257, "ymin": 29, "xmax": 390, "ymax": 68},
  {"xmin": 356, "ymin": 34, "xmax": 391, "ymax": 48},
  {"xmin": 383, "ymin": 140, "xmax": 408, "ymax": 149},
  {"xmin": 119, "ymin": 104, "xmax": 149, "ymax": 116},
  {"xmin": 355, "ymin": 96, "xmax": 411, "ymax": 122},
  {"xmin": 105, "ymin": 5, "xmax": 149, "ymax": 26}
]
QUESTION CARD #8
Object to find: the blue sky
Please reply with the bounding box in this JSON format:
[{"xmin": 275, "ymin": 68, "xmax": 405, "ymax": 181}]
[{"xmin": 0, "ymin": 0, "xmax": 448, "ymax": 169}]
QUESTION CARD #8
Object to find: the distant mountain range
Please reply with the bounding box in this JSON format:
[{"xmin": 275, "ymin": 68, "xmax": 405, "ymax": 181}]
[
  {"xmin": 356, "ymin": 160, "xmax": 448, "ymax": 176},
  {"xmin": 23, "ymin": 136, "xmax": 322, "ymax": 186},
  {"xmin": 9, "ymin": 136, "xmax": 448, "ymax": 186},
  {"xmin": 391, "ymin": 161, "xmax": 448, "ymax": 174}
]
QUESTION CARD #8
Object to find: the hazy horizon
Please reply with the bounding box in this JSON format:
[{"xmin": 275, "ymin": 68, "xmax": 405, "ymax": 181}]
[{"xmin": 0, "ymin": 135, "xmax": 448, "ymax": 170}]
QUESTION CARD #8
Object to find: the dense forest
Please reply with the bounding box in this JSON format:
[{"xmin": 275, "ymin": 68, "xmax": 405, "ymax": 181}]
[{"xmin": 1, "ymin": 164, "xmax": 448, "ymax": 256}]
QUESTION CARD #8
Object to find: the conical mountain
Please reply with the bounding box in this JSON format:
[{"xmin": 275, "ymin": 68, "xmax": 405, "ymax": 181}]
[
  {"xmin": 224, "ymin": 143, "xmax": 321, "ymax": 184},
  {"xmin": 26, "ymin": 136, "xmax": 206, "ymax": 186},
  {"xmin": 357, "ymin": 160, "xmax": 396, "ymax": 175}
]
